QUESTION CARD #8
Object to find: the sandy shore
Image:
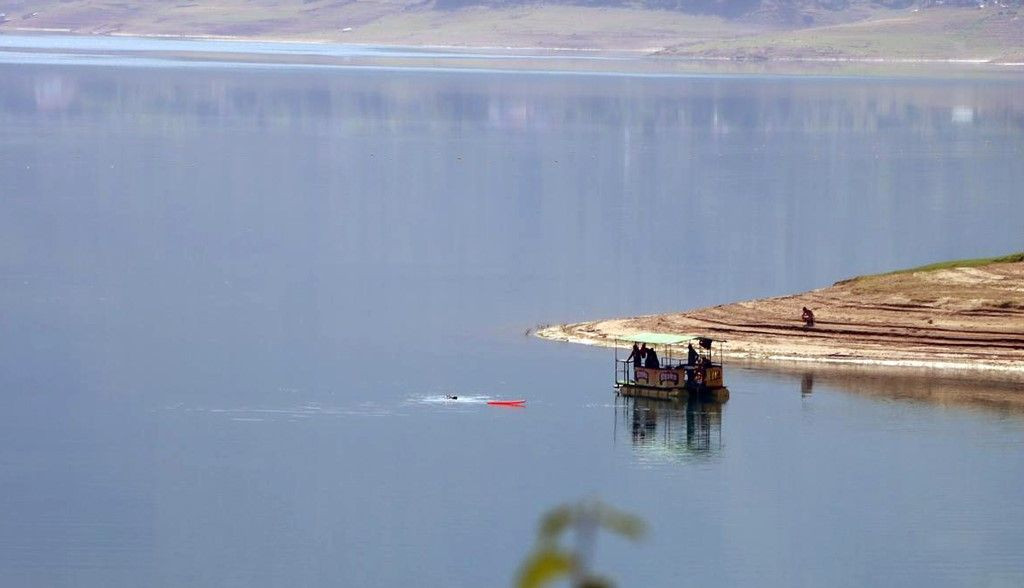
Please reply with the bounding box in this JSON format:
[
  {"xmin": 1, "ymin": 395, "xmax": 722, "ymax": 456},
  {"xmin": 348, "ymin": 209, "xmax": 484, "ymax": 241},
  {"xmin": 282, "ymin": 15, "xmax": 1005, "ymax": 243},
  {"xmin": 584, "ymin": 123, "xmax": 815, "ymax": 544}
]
[{"xmin": 536, "ymin": 260, "xmax": 1024, "ymax": 374}]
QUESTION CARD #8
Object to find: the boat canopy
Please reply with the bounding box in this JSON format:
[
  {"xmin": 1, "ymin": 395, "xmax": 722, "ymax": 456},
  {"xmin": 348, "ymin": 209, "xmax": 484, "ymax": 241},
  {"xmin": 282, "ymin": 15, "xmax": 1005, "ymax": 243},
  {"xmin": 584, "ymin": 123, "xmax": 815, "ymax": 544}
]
[
  {"xmin": 624, "ymin": 332, "xmax": 694, "ymax": 345},
  {"xmin": 621, "ymin": 332, "xmax": 727, "ymax": 346}
]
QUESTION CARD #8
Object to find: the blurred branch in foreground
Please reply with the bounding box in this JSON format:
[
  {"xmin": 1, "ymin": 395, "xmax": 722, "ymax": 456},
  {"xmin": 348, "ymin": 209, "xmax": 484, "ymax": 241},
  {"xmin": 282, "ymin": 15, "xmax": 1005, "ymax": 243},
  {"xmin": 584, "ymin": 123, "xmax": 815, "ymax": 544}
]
[{"xmin": 516, "ymin": 500, "xmax": 647, "ymax": 588}]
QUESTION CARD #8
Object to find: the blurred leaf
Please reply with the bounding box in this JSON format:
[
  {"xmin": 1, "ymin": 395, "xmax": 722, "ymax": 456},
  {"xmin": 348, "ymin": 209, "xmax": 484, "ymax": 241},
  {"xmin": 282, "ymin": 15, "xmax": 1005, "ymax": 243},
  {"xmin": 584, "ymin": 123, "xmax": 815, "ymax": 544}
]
[
  {"xmin": 596, "ymin": 504, "xmax": 647, "ymax": 540},
  {"xmin": 538, "ymin": 505, "xmax": 574, "ymax": 542},
  {"xmin": 516, "ymin": 550, "xmax": 575, "ymax": 588},
  {"xmin": 518, "ymin": 500, "xmax": 646, "ymax": 588}
]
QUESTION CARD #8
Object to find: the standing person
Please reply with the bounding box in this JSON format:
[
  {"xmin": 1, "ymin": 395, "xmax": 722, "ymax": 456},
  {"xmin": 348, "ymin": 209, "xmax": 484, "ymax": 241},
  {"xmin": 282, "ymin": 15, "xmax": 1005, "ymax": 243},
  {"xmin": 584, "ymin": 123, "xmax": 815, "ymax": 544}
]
[
  {"xmin": 644, "ymin": 346, "xmax": 660, "ymax": 369},
  {"xmin": 626, "ymin": 342, "xmax": 643, "ymax": 368},
  {"xmin": 687, "ymin": 343, "xmax": 699, "ymax": 366}
]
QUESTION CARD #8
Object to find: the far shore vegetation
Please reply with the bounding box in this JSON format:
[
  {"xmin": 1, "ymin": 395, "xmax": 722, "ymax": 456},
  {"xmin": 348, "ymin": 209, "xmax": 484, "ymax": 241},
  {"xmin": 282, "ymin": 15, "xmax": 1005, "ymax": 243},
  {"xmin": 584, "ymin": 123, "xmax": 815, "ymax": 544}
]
[
  {"xmin": 1, "ymin": 1, "xmax": 1022, "ymax": 63},
  {"xmin": 842, "ymin": 251, "xmax": 1024, "ymax": 283}
]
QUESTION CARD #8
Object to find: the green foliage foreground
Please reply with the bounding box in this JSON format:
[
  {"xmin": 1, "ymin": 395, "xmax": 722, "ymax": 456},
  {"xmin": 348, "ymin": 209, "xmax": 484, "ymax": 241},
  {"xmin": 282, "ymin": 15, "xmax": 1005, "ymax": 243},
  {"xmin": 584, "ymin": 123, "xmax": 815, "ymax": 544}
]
[{"xmin": 516, "ymin": 500, "xmax": 647, "ymax": 588}]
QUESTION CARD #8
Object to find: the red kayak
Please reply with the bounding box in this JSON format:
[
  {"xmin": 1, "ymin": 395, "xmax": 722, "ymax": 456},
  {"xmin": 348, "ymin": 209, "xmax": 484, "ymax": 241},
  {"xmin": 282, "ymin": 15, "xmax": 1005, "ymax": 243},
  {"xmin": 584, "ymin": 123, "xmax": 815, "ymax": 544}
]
[{"xmin": 487, "ymin": 399, "xmax": 526, "ymax": 406}]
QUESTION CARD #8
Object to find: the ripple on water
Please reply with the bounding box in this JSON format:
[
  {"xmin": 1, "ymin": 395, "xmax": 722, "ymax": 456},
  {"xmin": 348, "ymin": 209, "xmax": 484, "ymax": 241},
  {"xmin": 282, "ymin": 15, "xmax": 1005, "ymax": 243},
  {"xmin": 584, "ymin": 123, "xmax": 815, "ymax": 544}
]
[
  {"xmin": 412, "ymin": 394, "xmax": 491, "ymax": 405},
  {"xmin": 158, "ymin": 404, "xmax": 396, "ymax": 421}
]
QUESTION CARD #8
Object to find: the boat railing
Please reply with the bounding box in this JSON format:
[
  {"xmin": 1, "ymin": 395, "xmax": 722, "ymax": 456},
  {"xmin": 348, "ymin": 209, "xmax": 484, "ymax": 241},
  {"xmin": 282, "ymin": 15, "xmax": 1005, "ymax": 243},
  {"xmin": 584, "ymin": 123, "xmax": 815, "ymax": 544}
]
[
  {"xmin": 617, "ymin": 359, "xmax": 723, "ymax": 387},
  {"xmin": 616, "ymin": 359, "xmax": 633, "ymax": 386}
]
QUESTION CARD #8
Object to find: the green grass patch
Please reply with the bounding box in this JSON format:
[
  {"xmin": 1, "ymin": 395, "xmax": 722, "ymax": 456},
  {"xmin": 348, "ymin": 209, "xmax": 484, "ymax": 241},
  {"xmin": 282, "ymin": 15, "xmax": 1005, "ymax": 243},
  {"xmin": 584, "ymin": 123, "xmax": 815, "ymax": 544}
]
[
  {"xmin": 844, "ymin": 252, "xmax": 1024, "ymax": 284},
  {"xmin": 890, "ymin": 253, "xmax": 1024, "ymax": 273}
]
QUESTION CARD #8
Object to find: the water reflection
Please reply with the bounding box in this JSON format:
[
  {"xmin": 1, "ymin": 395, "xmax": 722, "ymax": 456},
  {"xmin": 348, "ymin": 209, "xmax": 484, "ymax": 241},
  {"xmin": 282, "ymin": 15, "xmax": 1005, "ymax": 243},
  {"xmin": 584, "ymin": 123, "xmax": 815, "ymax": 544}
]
[
  {"xmin": 2, "ymin": 63, "xmax": 1023, "ymax": 321},
  {"xmin": 5, "ymin": 66, "xmax": 1024, "ymax": 133},
  {"xmin": 800, "ymin": 372, "xmax": 814, "ymax": 397},
  {"xmin": 747, "ymin": 362, "xmax": 1024, "ymax": 416},
  {"xmin": 2, "ymin": 57, "xmax": 1023, "ymax": 586},
  {"xmin": 32, "ymin": 75, "xmax": 78, "ymax": 111},
  {"xmin": 616, "ymin": 396, "xmax": 724, "ymax": 460}
]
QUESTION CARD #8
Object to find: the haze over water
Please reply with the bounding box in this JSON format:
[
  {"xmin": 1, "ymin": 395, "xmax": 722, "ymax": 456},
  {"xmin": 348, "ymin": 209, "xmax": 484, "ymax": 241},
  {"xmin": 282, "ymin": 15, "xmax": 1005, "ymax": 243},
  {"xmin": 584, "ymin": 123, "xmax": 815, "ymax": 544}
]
[{"xmin": 1, "ymin": 41, "xmax": 1023, "ymax": 586}]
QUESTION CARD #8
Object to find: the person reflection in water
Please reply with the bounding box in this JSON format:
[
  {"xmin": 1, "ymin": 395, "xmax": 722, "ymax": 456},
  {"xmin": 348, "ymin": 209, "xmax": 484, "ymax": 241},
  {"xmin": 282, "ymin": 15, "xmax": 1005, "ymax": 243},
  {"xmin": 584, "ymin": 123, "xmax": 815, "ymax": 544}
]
[{"xmin": 801, "ymin": 373, "xmax": 814, "ymax": 397}]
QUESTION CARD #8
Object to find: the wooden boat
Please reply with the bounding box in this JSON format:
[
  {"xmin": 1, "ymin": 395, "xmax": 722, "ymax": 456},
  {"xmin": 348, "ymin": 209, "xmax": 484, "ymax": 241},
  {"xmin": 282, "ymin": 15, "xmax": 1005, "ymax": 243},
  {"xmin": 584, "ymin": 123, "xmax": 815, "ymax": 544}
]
[{"xmin": 614, "ymin": 333, "xmax": 729, "ymax": 403}]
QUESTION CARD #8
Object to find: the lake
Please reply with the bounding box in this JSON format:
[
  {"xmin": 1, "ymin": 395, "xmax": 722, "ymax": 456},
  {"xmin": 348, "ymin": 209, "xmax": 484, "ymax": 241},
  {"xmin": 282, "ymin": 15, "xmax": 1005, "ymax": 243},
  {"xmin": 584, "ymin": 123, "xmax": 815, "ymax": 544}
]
[{"xmin": 1, "ymin": 36, "xmax": 1023, "ymax": 587}]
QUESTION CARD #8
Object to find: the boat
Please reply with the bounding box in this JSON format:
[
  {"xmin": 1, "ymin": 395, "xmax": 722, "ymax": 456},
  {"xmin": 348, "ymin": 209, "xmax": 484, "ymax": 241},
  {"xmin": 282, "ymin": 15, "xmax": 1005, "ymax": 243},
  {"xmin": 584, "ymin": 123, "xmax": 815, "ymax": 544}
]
[
  {"xmin": 487, "ymin": 399, "xmax": 526, "ymax": 406},
  {"xmin": 614, "ymin": 333, "xmax": 729, "ymax": 403}
]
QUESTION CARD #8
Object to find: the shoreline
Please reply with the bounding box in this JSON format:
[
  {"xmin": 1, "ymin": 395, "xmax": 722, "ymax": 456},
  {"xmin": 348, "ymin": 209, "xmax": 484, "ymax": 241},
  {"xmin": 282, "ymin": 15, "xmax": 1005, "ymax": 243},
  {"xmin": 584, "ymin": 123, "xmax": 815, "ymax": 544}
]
[
  {"xmin": 2, "ymin": 29, "xmax": 1022, "ymax": 71},
  {"xmin": 536, "ymin": 323, "xmax": 1024, "ymax": 375},
  {"xmin": 535, "ymin": 259, "xmax": 1024, "ymax": 376}
]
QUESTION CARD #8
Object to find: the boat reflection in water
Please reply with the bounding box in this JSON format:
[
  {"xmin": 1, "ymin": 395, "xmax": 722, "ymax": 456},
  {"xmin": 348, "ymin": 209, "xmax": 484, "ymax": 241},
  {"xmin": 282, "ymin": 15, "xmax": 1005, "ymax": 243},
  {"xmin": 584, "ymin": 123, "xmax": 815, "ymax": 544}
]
[{"xmin": 615, "ymin": 397, "xmax": 724, "ymax": 459}]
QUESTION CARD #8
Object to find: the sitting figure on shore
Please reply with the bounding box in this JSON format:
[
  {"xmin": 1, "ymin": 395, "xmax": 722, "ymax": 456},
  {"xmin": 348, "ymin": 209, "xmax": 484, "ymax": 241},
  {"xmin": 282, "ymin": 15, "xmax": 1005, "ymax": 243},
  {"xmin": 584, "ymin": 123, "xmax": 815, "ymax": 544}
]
[
  {"xmin": 802, "ymin": 306, "xmax": 815, "ymax": 328},
  {"xmin": 644, "ymin": 347, "xmax": 660, "ymax": 369}
]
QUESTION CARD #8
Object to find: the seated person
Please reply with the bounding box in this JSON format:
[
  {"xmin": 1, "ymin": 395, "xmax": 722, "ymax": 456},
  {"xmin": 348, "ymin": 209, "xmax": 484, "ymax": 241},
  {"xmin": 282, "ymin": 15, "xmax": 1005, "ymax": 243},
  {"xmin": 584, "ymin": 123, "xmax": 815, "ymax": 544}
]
[{"xmin": 802, "ymin": 306, "xmax": 816, "ymax": 327}]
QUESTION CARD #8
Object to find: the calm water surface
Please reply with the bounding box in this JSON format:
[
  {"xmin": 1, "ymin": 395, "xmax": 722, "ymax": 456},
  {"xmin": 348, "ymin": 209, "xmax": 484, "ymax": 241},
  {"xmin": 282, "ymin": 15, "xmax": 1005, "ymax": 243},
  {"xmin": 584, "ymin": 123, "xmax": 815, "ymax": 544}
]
[{"xmin": 1, "ymin": 44, "xmax": 1023, "ymax": 587}]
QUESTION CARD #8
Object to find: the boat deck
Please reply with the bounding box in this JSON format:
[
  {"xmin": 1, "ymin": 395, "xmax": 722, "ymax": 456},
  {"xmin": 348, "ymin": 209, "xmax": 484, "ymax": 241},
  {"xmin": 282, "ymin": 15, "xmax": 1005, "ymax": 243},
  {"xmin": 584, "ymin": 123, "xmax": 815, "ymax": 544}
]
[{"xmin": 617, "ymin": 382, "xmax": 730, "ymax": 403}]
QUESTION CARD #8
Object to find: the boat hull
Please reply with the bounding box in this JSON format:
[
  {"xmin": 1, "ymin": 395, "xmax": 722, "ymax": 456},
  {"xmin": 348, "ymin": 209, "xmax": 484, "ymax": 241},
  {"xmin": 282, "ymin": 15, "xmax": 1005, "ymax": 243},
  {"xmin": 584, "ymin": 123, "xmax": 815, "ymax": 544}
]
[{"xmin": 618, "ymin": 383, "xmax": 729, "ymax": 403}]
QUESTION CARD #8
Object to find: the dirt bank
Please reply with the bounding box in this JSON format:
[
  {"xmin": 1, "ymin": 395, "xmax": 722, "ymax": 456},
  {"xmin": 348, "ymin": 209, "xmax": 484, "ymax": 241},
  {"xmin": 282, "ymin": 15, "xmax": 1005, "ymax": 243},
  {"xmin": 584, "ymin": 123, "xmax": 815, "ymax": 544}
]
[{"xmin": 536, "ymin": 259, "xmax": 1024, "ymax": 374}]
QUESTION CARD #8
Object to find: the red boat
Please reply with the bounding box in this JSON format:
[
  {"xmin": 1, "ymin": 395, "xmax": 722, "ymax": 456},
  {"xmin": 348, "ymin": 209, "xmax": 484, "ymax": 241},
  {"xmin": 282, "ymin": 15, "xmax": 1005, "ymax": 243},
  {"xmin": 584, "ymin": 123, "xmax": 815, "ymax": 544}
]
[{"xmin": 487, "ymin": 399, "xmax": 526, "ymax": 406}]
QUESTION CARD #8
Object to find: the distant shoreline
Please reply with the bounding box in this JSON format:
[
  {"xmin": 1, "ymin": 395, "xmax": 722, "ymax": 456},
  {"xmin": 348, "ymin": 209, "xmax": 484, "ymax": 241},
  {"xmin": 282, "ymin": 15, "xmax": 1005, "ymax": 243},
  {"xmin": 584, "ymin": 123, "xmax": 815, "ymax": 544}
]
[
  {"xmin": 5, "ymin": 26, "xmax": 1022, "ymax": 65},
  {"xmin": 2, "ymin": 30, "xmax": 1022, "ymax": 79},
  {"xmin": 0, "ymin": 28, "xmax": 651, "ymax": 56},
  {"xmin": 1, "ymin": 4, "xmax": 1022, "ymax": 68},
  {"xmin": 535, "ymin": 256, "xmax": 1024, "ymax": 375}
]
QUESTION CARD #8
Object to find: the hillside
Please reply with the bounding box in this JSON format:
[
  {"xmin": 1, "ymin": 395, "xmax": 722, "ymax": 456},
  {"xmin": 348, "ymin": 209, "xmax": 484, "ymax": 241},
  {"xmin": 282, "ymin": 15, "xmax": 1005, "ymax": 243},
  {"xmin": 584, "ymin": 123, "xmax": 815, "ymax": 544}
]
[{"xmin": 1, "ymin": 1, "xmax": 1022, "ymax": 61}]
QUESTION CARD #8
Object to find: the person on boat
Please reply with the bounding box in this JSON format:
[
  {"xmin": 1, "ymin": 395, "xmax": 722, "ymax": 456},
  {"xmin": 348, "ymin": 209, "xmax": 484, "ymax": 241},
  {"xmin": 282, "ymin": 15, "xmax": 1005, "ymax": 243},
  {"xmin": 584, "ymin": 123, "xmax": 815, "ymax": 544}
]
[
  {"xmin": 626, "ymin": 342, "xmax": 643, "ymax": 368},
  {"xmin": 687, "ymin": 343, "xmax": 700, "ymax": 366},
  {"xmin": 644, "ymin": 347, "xmax": 660, "ymax": 369},
  {"xmin": 802, "ymin": 306, "xmax": 815, "ymax": 328}
]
